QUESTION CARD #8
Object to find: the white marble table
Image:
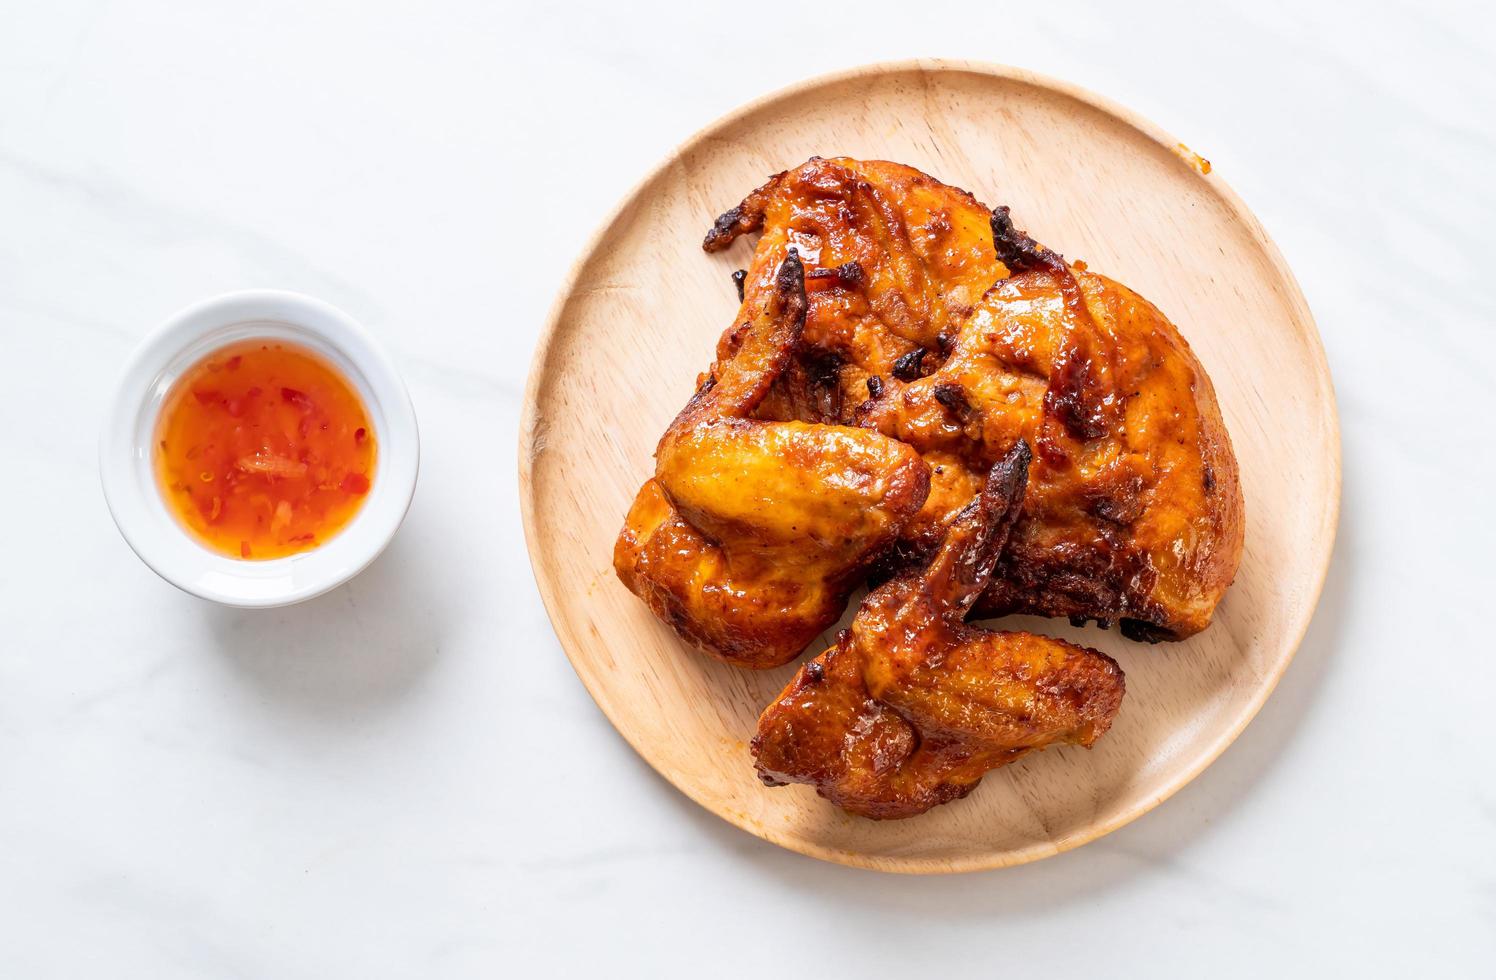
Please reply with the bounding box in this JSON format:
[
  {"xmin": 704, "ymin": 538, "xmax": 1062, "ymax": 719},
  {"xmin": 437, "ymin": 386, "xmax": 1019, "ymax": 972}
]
[{"xmin": 3, "ymin": 2, "xmax": 1492, "ymax": 976}]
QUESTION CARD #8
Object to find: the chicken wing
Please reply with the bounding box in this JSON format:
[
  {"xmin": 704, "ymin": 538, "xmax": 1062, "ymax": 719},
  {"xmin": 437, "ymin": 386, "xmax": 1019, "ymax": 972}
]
[
  {"xmin": 752, "ymin": 441, "xmax": 1125, "ymax": 819},
  {"xmin": 706, "ymin": 160, "xmax": 1243, "ymax": 640},
  {"xmin": 614, "ymin": 251, "xmax": 931, "ymax": 668}
]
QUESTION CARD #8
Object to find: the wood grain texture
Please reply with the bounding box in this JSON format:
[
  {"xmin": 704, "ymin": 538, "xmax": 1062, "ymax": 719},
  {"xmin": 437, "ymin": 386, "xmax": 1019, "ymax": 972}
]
[{"xmin": 518, "ymin": 61, "xmax": 1340, "ymax": 873}]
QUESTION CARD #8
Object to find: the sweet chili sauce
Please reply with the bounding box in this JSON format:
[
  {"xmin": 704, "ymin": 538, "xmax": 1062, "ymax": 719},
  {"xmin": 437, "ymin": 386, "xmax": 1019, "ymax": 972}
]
[{"xmin": 153, "ymin": 339, "xmax": 377, "ymax": 560}]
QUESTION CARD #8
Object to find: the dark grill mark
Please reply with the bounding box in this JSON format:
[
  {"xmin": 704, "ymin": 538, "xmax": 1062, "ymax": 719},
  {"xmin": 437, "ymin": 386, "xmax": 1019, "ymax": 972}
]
[{"xmin": 892, "ymin": 348, "xmax": 927, "ymax": 381}]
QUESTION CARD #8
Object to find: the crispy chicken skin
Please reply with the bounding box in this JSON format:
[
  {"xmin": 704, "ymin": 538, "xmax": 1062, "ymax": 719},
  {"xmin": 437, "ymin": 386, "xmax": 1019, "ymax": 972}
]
[
  {"xmin": 706, "ymin": 157, "xmax": 1006, "ymax": 423},
  {"xmin": 707, "ymin": 159, "xmax": 1243, "ymax": 640},
  {"xmin": 752, "ymin": 442, "xmax": 1125, "ymax": 819},
  {"xmin": 614, "ymin": 252, "xmax": 931, "ymax": 668}
]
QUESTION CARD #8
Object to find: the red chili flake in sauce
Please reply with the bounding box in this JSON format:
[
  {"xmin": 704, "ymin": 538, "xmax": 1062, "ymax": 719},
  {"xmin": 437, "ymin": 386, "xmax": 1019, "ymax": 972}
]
[{"xmin": 281, "ymin": 387, "xmax": 313, "ymax": 411}]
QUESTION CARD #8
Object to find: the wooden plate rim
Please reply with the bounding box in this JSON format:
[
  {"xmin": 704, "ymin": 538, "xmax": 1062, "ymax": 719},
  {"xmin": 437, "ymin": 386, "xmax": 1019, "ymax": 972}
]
[{"xmin": 518, "ymin": 58, "xmax": 1342, "ymax": 873}]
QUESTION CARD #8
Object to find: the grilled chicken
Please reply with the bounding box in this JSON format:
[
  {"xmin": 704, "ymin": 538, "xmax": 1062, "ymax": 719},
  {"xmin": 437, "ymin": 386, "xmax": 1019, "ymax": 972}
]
[
  {"xmin": 708, "ymin": 158, "xmax": 1243, "ymax": 640},
  {"xmin": 752, "ymin": 442, "xmax": 1125, "ymax": 818},
  {"xmin": 614, "ymin": 251, "xmax": 930, "ymax": 668}
]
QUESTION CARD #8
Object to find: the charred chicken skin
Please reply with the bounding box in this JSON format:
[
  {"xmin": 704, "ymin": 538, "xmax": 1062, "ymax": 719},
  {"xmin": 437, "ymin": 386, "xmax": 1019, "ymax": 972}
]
[
  {"xmin": 752, "ymin": 441, "xmax": 1125, "ymax": 819},
  {"xmin": 707, "ymin": 158, "xmax": 1243, "ymax": 641},
  {"xmin": 614, "ymin": 251, "xmax": 931, "ymax": 668},
  {"xmin": 705, "ymin": 157, "xmax": 1006, "ymax": 423}
]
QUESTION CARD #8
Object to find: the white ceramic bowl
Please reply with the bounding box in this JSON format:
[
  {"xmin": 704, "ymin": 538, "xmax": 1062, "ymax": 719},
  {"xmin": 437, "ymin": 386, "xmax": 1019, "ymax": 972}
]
[{"xmin": 100, "ymin": 290, "xmax": 419, "ymax": 607}]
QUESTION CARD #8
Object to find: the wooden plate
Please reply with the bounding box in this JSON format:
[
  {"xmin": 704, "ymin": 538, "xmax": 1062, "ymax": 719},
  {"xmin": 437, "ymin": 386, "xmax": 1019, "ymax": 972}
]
[{"xmin": 519, "ymin": 60, "xmax": 1339, "ymax": 873}]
